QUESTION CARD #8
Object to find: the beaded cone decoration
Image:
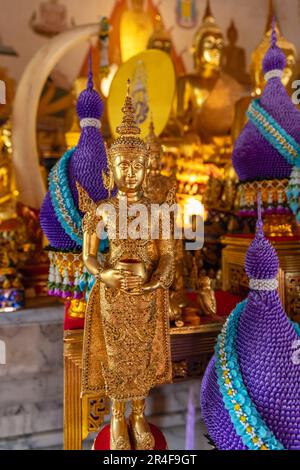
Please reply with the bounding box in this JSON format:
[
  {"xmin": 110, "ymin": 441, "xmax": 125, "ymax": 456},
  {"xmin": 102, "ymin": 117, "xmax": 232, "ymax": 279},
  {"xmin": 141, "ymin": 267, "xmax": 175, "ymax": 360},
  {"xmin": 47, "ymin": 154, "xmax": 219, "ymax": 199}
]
[
  {"xmin": 40, "ymin": 54, "xmax": 109, "ymax": 301},
  {"xmin": 232, "ymin": 21, "xmax": 300, "ymax": 222},
  {"xmin": 201, "ymin": 195, "xmax": 300, "ymax": 450}
]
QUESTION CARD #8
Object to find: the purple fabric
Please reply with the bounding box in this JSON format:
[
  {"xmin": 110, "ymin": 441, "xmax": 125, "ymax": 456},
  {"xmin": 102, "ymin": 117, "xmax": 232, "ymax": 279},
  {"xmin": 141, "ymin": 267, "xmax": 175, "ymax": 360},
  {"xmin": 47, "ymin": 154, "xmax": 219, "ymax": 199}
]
[
  {"xmin": 40, "ymin": 84, "xmax": 108, "ymax": 250},
  {"xmin": 232, "ymin": 30, "xmax": 300, "ymax": 182}
]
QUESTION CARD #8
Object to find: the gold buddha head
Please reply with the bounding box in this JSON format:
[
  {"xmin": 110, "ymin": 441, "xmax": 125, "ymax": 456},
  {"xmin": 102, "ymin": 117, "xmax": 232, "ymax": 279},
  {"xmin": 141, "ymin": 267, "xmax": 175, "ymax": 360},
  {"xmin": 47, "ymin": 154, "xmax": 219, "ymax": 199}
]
[
  {"xmin": 145, "ymin": 118, "xmax": 162, "ymax": 173},
  {"xmin": 106, "ymin": 80, "xmax": 149, "ymax": 194},
  {"xmin": 147, "ymin": 14, "xmax": 172, "ymax": 55},
  {"xmin": 250, "ymin": 22, "xmax": 297, "ymax": 94},
  {"xmin": 193, "ymin": 0, "xmax": 224, "ymax": 76}
]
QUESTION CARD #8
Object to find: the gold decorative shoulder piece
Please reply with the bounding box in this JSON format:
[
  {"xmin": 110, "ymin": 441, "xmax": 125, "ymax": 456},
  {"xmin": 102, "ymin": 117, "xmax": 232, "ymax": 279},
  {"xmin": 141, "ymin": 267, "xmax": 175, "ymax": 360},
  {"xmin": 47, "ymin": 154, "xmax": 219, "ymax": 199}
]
[
  {"xmin": 76, "ymin": 181, "xmax": 96, "ymax": 214},
  {"xmin": 76, "ymin": 181, "xmax": 99, "ymax": 234}
]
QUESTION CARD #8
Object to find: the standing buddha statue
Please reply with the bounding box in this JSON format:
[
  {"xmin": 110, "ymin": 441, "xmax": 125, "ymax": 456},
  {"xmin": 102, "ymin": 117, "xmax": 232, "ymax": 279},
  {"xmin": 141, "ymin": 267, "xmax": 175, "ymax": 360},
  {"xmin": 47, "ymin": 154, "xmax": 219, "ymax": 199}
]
[{"xmin": 78, "ymin": 81, "xmax": 174, "ymax": 450}]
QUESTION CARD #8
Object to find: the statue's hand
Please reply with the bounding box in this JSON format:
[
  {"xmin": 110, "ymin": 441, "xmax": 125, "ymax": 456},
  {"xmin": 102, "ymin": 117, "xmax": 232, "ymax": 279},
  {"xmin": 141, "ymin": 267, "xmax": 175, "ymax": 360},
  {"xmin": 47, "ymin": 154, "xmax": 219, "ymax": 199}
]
[
  {"xmin": 100, "ymin": 268, "xmax": 127, "ymax": 289},
  {"xmin": 120, "ymin": 273, "xmax": 142, "ymax": 292},
  {"xmin": 141, "ymin": 278, "xmax": 161, "ymax": 293}
]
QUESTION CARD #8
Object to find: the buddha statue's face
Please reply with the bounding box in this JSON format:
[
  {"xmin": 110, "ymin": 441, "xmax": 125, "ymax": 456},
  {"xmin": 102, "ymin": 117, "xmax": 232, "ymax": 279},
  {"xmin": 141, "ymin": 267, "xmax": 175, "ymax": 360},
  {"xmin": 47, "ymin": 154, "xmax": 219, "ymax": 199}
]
[
  {"xmin": 113, "ymin": 153, "xmax": 147, "ymax": 193},
  {"xmin": 194, "ymin": 32, "xmax": 224, "ymax": 75}
]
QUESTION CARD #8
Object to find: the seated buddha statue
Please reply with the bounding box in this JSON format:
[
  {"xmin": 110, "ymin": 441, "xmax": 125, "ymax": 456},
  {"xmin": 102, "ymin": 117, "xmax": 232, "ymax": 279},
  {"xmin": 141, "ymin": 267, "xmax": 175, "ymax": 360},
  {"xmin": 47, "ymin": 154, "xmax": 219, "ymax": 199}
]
[
  {"xmin": 175, "ymin": 0, "xmax": 244, "ymax": 164},
  {"xmin": 77, "ymin": 81, "xmax": 174, "ymax": 450},
  {"xmin": 222, "ymin": 20, "xmax": 250, "ymax": 86},
  {"xmin": 232, "ymin": 8, "xmax": 297, "ymax": 142}
]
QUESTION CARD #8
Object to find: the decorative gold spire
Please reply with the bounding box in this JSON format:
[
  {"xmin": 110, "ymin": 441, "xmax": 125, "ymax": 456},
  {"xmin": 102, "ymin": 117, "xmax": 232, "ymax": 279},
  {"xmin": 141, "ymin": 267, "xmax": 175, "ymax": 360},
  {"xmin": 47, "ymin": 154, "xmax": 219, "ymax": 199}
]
[
  {"xmin": 193, "ymin": 0, "xmax": 223, "ymax": 54},
  {"xmin": 116, "ymin": 79, "xmax": 141, "ymax": 137},
  {"xmin": 203, "ymin": 0, "xmax": 213, "ymax": 21},
  {"xmin": 265, "ymin": 0, "xmax": 279, "ymax": 33},
  {"xmin": 146, "ymin": 116, "xmax": 161, "ymax": 156}
]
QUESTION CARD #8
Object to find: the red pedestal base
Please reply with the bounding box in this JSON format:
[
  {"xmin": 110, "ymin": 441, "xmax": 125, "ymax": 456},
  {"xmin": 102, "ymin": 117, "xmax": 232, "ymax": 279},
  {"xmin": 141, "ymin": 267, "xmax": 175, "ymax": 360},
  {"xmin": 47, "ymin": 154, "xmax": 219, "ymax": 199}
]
[{"xmin": 93, "ymin": 423, "xmax": 168, "ymax": 450}]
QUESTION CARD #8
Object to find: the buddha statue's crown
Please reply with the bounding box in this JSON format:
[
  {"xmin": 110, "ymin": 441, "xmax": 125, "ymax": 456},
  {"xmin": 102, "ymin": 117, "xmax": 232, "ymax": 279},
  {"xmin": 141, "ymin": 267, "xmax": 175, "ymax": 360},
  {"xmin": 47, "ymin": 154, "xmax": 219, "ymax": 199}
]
[
  {"xmin": 147, "ymin": 14, "xmax": 171, "ymax": 52},
  {"xmin": 108, "ymin": 80, "xmax": 148, "ymax": 159},
  {"xmin": 193, "ymin": 0, "xmax": 223, "ymax": 51},
  {"xmin": 145, "ymin": 117, "xmax": 161, "ymax": 159}
]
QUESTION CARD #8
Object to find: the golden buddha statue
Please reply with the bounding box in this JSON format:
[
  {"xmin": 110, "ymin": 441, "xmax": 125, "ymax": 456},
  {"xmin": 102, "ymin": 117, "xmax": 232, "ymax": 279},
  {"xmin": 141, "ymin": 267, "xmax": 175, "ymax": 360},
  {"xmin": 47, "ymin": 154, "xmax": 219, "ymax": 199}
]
[
  {"xmin": 77, "ymin": 81, "xmax": 174, "ymax": 450},
  {"xmin": 175, "ymin": 0, "xmax": 244, "ymax": 163},
  {"xmin": 119, "ymin": 0, "xmax": 154, "ymax": 63},
  {"xmin": 232, "ymin": 0, "xmax": 297, "ymax": 141},
  {"xmin": 147, "ymin": 14, "xmax": 172, "ymax": 55}
]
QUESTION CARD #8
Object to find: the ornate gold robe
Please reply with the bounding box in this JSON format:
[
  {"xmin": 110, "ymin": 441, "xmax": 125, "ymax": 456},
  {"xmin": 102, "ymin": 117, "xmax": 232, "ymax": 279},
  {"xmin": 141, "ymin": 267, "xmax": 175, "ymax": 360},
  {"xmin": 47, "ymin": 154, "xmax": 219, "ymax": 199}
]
[{"xmin": 80, "ymin": 196, "xmax": 174, "ymax": 401}]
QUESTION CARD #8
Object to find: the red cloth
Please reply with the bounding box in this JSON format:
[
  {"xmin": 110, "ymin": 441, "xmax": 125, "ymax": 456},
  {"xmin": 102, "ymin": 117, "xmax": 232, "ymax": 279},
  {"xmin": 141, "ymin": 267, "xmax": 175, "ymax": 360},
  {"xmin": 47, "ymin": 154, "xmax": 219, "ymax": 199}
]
[
  {"xmin": 64, "ymin": 290, "xmax": 243, "ymax": 330},
  {"xmin": 93, "ymin": 423, "xmax": 167, "ymax": 450},
  {"xmin": 186, "ymin": 290, "xmax": 243, "ymax": 319},
  {"xmin": 63, "ymin": 301, "xmax": 85, "ymax": 330}
]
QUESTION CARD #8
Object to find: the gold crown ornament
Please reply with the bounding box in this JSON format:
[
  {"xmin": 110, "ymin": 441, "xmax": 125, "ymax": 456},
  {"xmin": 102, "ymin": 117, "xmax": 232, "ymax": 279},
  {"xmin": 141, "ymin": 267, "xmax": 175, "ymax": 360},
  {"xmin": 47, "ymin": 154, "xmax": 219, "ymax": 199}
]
[{"xmin": 103, "ymin": 80, "xmax": 149, "ymax": 196}]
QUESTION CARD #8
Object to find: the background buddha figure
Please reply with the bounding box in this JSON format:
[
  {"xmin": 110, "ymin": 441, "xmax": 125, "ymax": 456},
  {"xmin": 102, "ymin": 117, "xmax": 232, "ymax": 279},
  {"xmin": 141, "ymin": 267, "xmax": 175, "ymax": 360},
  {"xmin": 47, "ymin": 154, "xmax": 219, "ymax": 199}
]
[
  {"xmin": 143, "ymin": 119, "xmax": 175, "ymax": 204},
  {"xmin": 223, "ymin": 20, "xmax": 250, "ymax": 86},
  {"xmin": 147, "ymin": 14, "xmax": 172, "ymax": 55},
  {"xmin": 232, "ymin": 3, "xmax": 297, "ymax": 142},
  {"xmin": 176, "ymin": 0, "xmax": 244, "ymax": 159}
]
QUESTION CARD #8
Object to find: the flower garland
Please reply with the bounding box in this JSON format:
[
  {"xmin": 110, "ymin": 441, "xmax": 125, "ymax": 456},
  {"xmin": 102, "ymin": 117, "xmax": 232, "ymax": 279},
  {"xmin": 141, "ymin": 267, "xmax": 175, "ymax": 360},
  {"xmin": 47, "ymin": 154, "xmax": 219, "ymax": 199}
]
[
  {"xmin": 49, "ymin": 147, "xmax": 83, "ymax": 246},
  {"xmin": 215, "ymin": 300, "xmax": 285, "ymax": 450}
]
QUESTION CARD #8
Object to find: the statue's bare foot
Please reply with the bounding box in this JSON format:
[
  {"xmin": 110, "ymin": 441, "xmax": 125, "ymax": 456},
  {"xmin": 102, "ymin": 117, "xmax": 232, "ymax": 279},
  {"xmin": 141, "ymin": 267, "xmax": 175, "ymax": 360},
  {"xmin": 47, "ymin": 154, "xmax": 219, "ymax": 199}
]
[
  {"xmin": 110, "ymin": 401, "xmax": 131, "ymax": 450},
  {"xmin": 129, "ymin": 400, "xmax": 155, "ymax": 450}
]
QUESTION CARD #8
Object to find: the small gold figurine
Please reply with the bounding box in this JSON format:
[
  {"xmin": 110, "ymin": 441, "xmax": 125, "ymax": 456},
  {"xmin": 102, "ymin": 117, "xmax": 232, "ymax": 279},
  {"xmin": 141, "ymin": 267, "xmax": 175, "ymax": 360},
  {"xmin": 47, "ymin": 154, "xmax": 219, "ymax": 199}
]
[{"xmin": 78, "ymin": 81, "xmax": 174, "ymax": 450}]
